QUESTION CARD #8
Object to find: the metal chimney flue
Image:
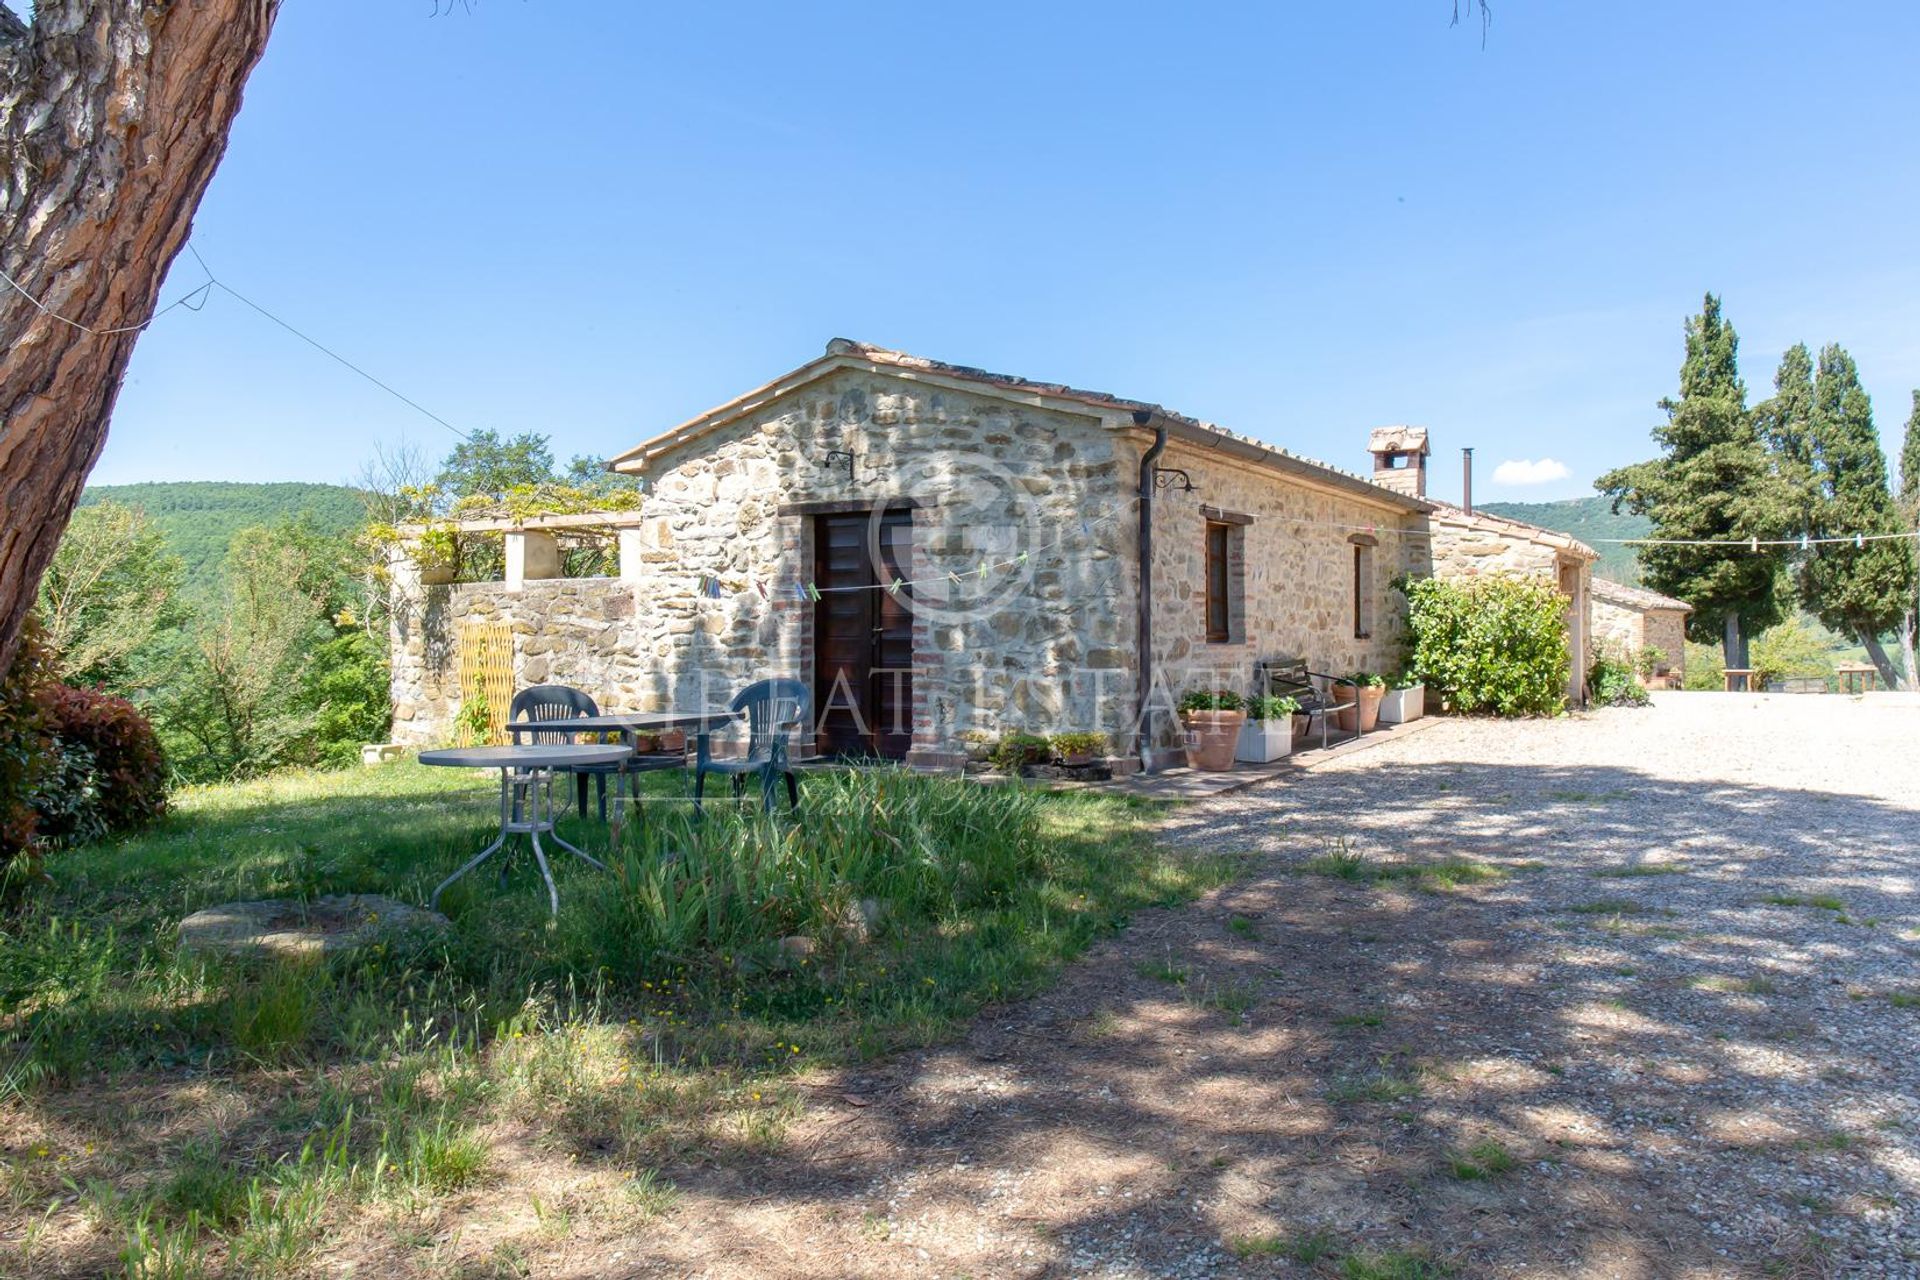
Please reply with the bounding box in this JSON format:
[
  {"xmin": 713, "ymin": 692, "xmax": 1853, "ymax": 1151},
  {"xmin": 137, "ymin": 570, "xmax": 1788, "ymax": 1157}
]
[{"xmin": 1461, "ymin": 447, "xmax": 1474, "ymax": 515}]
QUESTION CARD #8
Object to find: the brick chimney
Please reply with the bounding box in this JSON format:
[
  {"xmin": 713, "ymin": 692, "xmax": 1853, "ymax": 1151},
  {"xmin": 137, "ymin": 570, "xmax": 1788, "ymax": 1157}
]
[{"xmin": 1367, "ymin": 426, "xmax": 1429, "ymax": 499}]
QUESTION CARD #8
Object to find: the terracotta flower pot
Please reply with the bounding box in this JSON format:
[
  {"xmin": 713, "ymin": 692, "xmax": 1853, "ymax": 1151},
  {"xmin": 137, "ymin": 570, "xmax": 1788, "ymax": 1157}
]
[
  {"xmin": 1355, "ymin": 684, "xmax": 1385, "ymax": 732},
  {"xmin": 1181, "ymin": 710, "xmax": 1246, "ymax": 771},
  {"xmin": 1332, "ymin": 683, "xmax": 1359, "ymax": 733}
]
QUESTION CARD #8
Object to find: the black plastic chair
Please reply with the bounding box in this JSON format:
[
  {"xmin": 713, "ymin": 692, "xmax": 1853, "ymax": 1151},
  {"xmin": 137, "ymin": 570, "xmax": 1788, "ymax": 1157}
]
[
  {"xmin": 508, "ymin": 686, "xmax": 605, "ymax": 817},
  {"xmin": 693, "ymin": 678, "xmax": 810, "ymax": 815}
]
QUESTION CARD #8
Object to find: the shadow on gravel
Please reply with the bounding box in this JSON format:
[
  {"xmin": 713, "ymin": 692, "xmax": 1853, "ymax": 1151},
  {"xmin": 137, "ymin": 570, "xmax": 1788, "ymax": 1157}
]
[{"xmin": 585, "ymin": 759, "xmax": 1917, "ymax": 1279}]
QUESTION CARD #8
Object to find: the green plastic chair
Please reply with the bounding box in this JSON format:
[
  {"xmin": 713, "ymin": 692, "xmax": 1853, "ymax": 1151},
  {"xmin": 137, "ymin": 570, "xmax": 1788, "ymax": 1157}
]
[{"xmin": 694, "ymin": 678, "xmax": 810, "ymax": 815}]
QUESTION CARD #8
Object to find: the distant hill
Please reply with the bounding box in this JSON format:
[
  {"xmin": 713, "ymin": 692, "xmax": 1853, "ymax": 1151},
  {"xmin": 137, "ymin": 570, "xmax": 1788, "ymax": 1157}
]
[
  {"xmin": 1477, "ymin": 496, "xmax": 1649, "ymax": 585},
  {"xmin": 79, "ymin": 481, "xmax": 366, "ymax": 581}
]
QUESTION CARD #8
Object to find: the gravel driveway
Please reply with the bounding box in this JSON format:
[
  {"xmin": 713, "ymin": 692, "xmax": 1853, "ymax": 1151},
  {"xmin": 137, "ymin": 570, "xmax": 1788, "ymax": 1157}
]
[{"xmin": 616, "ymin": 694, "xmax": 1920, "ymax": 1280}]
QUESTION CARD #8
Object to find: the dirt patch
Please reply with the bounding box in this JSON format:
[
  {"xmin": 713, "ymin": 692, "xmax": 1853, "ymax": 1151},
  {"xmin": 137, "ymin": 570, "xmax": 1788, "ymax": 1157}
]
[{"xmin": 575, "ymin": 695, "xmax": 1917, "ymax": 1278}]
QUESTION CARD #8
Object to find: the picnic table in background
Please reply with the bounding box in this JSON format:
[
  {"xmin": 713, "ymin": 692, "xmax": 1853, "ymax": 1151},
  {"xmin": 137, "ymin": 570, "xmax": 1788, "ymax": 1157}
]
[{"xmin": 503, "ymin": 710, "xmax": 742, "ymax": 830}]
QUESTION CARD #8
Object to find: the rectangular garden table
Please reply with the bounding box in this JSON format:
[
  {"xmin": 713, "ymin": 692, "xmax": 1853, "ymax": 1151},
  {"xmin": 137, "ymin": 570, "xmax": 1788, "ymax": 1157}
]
[{"xmin": 417, "ymin": 743, "xmax": 631, "ymax": 916}]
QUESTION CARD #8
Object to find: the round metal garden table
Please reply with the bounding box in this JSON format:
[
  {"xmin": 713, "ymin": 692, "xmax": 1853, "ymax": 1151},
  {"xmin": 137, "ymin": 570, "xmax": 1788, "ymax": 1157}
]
[{"xmin": 418, "ymin": 743, "xmax": 631, "ymax": 916}]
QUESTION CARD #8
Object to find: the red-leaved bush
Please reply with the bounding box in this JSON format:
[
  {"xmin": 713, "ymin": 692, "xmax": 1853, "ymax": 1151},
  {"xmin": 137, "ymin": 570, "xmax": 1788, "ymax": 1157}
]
[
  {"xmin": 35, "ymin": 684, "xmax": 168, "ymax": 841},
  {"xmin": 1, "ymin": 621, "xmax": 53, "ymax": 885}
]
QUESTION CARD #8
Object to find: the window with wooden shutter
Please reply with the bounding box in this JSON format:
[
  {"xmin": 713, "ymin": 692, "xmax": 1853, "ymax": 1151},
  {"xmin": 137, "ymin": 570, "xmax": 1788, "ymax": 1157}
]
[{"xmin": 1206, "ymin": 522, "xmax": 1231, "ymax": 644}]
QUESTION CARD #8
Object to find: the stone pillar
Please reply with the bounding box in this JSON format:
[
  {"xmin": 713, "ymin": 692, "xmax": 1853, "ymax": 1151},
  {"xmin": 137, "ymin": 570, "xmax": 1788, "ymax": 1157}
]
[
  {"xmin": 505, "ymin": 530, "xmax": 562, "ymax": 590},
  {"xmin": 617, "ymin": 528, "xmax": 646, "ymax": 584}
]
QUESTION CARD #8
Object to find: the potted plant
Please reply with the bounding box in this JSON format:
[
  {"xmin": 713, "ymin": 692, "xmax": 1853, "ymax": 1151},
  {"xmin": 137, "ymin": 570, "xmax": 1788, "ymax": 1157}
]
[
  {"xmin": 1347, "ymin": 671, "xmax": 1388, "ymax": 732},
  {"xmin": 1050, "ymin": 731, "xmax": 1108, "ymax": 768},
  {"xmin": 411, "ymin": 527, "xmax": 459, "ymax": 586},
  {"xmin": 1378, "ymin": 672, "xmax": 1425, "ymax": 725},
  {"xmin": 1236, "ymin": 694, "xmax": 1300, "ymax": 763},
  {"xmin": 1177, "ymin": 690, "xmax": 1246, "ymax": 771},
  {"xmin": 991, "ymin": 732, "xmax": 1052, "ymax": 773},
  {"xmin": 957, "ymin": 728, "xmax": 996, "ymax": 766}
]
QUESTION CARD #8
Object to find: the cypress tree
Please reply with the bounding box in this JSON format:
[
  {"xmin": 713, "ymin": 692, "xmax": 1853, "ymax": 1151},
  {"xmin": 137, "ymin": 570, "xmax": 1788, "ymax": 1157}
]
[
  {"xmin": 1783, "ymin": 346, "xmax": 1915, "ymax": 687},
  {"xmin": 1598, "ymin": 294, "xmax": 1792, "ymax": 670},
  {"xmin": 1893, "ymin": 391, "xmax": 1920, "ymax": 688}
]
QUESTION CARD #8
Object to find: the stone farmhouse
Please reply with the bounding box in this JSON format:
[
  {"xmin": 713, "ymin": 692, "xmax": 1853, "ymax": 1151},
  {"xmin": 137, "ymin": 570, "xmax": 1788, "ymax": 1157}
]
[
  {"xmin": 389, "ymin": 341, "xmax": 1596, "ymax": 767},
  {"xmin": 1591, "ymin": 577, "xmax": 1692, "ymax": 686}
]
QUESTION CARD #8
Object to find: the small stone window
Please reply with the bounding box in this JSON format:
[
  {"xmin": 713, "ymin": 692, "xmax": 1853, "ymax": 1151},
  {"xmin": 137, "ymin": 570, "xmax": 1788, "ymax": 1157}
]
[
  {"xmin": 1350, "ymin": 535, "xmax": 1377, "ymax": 640},
  {"xmin": 1204, "ymin": 521, "xmax": 1244, "ymax": 644}
]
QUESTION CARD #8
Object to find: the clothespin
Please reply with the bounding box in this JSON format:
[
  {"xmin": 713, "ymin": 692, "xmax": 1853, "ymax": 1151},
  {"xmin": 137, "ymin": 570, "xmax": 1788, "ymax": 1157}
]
[
  {"xmin": 1855, "ymin": 533, "xmax": 1865, "ymax": 549},
  {"xmin": 887, "ymin": 577, "xmax": 904, "ymax": 597},
  {"xmin": 791, "ymin": 582, "xmax": 809, "ymax": 603},
  {"xmin": 1749, "ymin": 536, "xmax": 1759, "ymax": 553},
  {"xmin": 805, "ymin": 582, "xmax": 821, "ymax": 602},
  {"xmin": 755, "ymin": 580, "xmax": 768, "ymax": 600},
  {"xmin": 978, "ymin": 562, "xmax": 990, "ymax": 582},
  {"xmin": 1799, "ymin": 533, "xmax": 1810, "ymax": 552},
  {"xmin": 1016, "ymin": 551, "xmax": 1029, "ymax": 565}
]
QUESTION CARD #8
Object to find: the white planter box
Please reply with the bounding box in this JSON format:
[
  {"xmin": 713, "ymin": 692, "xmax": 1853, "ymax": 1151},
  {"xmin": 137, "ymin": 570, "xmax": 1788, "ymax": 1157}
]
[
  {"xmin": 1379, "ymin": 685, "xmax": 1425, "ymax": 724},
  {"xmin": 1235, "ymin": 719, "xmax": 1295, "ymax": 763}
]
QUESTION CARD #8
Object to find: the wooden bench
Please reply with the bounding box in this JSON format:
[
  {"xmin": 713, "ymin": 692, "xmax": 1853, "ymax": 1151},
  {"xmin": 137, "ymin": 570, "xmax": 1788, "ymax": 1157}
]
[{"xmin": 1253, "ymin": 656, "xmax": 1358, "ymax": 750}]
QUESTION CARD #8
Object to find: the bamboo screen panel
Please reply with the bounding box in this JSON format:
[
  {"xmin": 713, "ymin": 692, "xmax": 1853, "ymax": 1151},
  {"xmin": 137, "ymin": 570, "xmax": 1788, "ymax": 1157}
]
[{"xmin": 455, "ymin": 621, "xmax": 515, "ymax": 745}]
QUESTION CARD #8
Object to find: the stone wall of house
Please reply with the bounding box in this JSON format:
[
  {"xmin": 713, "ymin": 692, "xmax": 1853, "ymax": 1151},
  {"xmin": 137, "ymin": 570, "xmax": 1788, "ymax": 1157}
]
[
  {"xmin": 388, "ymin": 364, "xmax": 1609, "ymax": 753},
  {"xmin": 1592, "ymin": 598, "xmax": 1688, "ymax": 683},
  {"xmin": 1644, "ymin": 608, "xmax": 1687, "ymax": 680},
  {"xmin": 1144, "ymin": 439, "xmax": 1424, "ymax": 724},
  {"xmin": 1591, "ymin": 594, "xmax": 1646, "ymax": 660},
  {"xmin": 389, "ymin": 575, "xmax": 647, "ymax": 745},
  {"xmin": 626, "ymin": 367, "xmax": 1136, "ymax": 762}
]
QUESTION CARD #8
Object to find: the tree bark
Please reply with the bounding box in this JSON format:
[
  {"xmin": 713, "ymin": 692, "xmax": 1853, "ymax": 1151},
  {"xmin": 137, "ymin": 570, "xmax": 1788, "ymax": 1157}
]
[
  {"xmin": 1900, "ymin": 613, "xmax": 1918, "ymax": 693},
  {"xmin": 1721, "ymin": 611, "xmax": 1746, "ymax": 686},
  {"xmin": 1856, "ymin": 627, "xmax": 1901, "ymax": 692},
  {"xmin": 0, "ymin": 0, "xmax": 280, "ymax": 676}
]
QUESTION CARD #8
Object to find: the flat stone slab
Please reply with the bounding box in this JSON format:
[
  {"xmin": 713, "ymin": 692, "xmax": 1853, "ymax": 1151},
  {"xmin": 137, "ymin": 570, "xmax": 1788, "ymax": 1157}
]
[{"xmin": 177, "ymin": 894, "xmax": 449, "ymax": 959}]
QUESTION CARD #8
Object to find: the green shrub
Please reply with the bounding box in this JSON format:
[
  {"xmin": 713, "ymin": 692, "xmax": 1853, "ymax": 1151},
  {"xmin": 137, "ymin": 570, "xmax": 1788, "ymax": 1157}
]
[
  {"xmin": 1177, "ymin": 689, "xmax": 1244, "ymax": 713},
  {"xmin": 1634, "ymin": 646, "xmax": 1665, "ymax": 681},
  {"xmin": 1751, "ymin": 618, "xmax": 1838, "ymax": 688},
  {"xmin": 1247, "ymin": 694, "xmax": 1300, "ymax": 721},
  {"xmin": 451, "ymin": 691, "xmax": 493, "ymax": 747},
  {"xmin": 1398, "ymin": 574, "xmax": 1570, "ymax": 717},
  {"xmin": 1345, "ymin": 671, "xmax": 1388, "ymax": 688},
  {"xmin": 299, "ymin": 630, "xmax": 391, "ymax": 768},
  {"xmin": 33, "ymin": 683, "xmax": 168, "ymax": 845},
  {"xmin": 1587, "ymin": 653, "xmax": 1650, "ymax": 707},
  {"xmin": 1683, "ymin": 641, "xmax": 1724, "ymax": 690}
]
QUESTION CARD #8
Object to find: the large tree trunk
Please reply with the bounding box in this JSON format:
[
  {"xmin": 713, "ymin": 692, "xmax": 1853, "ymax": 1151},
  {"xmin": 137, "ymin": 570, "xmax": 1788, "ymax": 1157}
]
[
  {"xmin": 1721, "ymin": 611, "xmax": 1747, "ymax": 686},
  {"xmin": 1900, "ymin": 613, "xmax": 1918, "ymax": 693},
  {"xmin": 0, "ymin": 1, "xmax": 279, "ymax": 676},
  {"xmin": 1856, "ymin": 627, "xmax": 1901, "ymax": 693}
]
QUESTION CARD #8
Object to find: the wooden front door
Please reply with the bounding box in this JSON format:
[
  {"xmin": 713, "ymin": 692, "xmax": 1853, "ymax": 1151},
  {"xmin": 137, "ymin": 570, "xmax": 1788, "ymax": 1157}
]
[{"xmin": 814, "ymin": 510, "xmax": 914, "ymax": 759}]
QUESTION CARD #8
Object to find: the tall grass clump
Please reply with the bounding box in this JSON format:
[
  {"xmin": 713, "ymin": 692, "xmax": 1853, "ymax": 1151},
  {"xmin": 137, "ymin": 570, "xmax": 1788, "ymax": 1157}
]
[{"xmin": 555, "ymin": 770, "xmax": 1047, "ymax": 980}]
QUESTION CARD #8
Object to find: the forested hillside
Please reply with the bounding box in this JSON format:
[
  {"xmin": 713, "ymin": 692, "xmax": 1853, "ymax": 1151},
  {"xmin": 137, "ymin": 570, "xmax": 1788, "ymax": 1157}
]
[
  {"xmin": 1478, "ymin": 496, "xmax": 1649, "ymax": 584},
  {"xmin": 78, "ymin": 482, "xmax": 365, "ymax": 582}
]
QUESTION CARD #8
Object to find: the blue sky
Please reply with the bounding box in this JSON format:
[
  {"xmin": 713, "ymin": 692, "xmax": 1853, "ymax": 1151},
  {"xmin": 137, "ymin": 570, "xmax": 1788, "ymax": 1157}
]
[{"xmin": 95, "ymin": 1, "xmax": 1920, "ymax": 505}]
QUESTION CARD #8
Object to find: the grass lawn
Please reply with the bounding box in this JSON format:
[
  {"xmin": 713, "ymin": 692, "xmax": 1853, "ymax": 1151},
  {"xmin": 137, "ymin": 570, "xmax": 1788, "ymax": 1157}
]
[{"xmin": 0, "ymin": 762, "xmax": 1222, "ymax": 1278}]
